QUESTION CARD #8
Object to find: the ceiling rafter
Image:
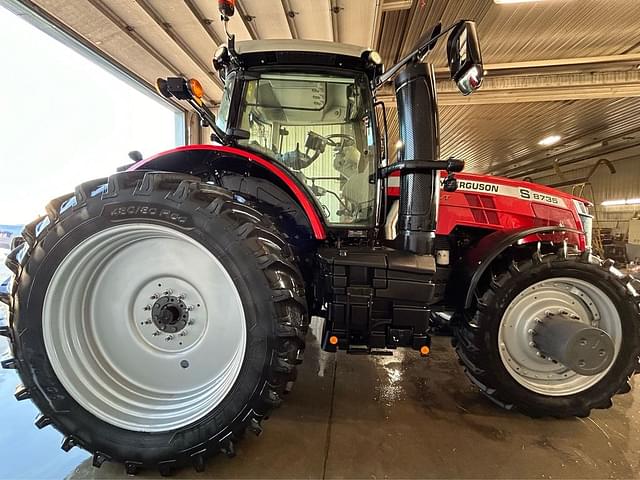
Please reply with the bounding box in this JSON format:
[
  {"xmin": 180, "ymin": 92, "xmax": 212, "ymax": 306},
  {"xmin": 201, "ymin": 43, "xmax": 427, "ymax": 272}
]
[
  {"xmin": 235, "ymin": 1, "xmax": 258, "ymax": 40},
  {"xmin": 280, "ymin": 0, "xmax": 298, "ymax": 39},
  {"xmin": 370, "ymin": 0, "xmax": 383, "ymax": 49},
  {"xmin": 431, "ymin": 53, "xmax": 640, "ymax": 79},
  {"xmin": 87, "ymin": 0, "xmax": 182, "ymax": 77},
  {"xmin": 134, "ymin": 0, "xmax": 222, "ymax": 89},
  {"xmin": 329, "ymin": 0, "xmax": 340, "ymax": 42},
  {"xmin": 182, "ymin": 0, "xmax": 223, "ymax": 46}
]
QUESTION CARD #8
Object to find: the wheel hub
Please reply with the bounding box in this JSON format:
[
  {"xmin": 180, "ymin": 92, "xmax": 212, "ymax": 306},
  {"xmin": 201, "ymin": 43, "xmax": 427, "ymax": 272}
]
[
  {"xmin": 533, "ymin": 311, "xmax": 615, "ymax": 375},
  {"xmin": 132, "ymin": 278, "xmax": 206, "ymax": 353},
  {"xmin": 151, "ymin": 295, "xmax": 189, "ymax": 333}
]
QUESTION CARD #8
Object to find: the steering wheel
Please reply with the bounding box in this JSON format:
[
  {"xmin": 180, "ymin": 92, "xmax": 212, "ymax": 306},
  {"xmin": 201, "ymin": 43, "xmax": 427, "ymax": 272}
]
[{"xmin": 325, "ymin": 133, "xmax": 356, "ymax": 150}]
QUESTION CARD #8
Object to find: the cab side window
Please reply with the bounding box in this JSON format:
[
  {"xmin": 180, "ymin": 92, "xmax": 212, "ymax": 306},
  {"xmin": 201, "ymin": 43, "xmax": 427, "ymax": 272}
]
[{"xmin": 216, "ymin": 74, "xmax": 236, "ymax": 133}]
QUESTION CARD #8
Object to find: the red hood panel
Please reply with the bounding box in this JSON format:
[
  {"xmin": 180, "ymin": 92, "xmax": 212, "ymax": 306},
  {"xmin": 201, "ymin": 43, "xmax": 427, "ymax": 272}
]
[
  {"xmin": 453, "ymin": 172, "xmax": 589, "ymax": 206},
  {"xmin": 388, "ymin": 171, "xmax": 587, "ymax": 248}
]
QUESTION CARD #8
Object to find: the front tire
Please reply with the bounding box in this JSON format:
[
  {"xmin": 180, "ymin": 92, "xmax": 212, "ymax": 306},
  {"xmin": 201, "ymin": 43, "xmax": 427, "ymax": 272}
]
[
  {"xmin": 2, "ymin": 172, "xmax": 309, "ymax": 474},
  {"xmin": 455, "ymin": 250, "xmax": 640, "ymax": 417}
]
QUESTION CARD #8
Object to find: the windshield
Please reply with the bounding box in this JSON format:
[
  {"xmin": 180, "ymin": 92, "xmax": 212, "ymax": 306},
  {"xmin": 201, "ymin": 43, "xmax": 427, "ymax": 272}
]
[{"xmin": 237, "ymin": 72, "xmax": 377, "ymax": 226}]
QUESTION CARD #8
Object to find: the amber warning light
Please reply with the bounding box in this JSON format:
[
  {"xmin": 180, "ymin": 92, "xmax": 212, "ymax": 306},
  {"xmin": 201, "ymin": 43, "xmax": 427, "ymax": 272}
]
[
  {"xmin": 188, "ymin": 79, "xmax": 204, "ymax": 100},
  {"xmin": 218, "ymin": 0, "xmax": 236, "ymax": 17}
]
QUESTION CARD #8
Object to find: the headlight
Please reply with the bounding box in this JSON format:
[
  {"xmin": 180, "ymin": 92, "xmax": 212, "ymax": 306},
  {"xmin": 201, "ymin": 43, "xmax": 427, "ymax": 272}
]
[
  {"xmin": 213, "ymin": 45, "xmax": 229, "ymax": 71},
  {"xmin": 581, "ymin": 214, "xmax": 593, "ymax": 249},
  {"xmin": 573, "ymin": 199, "xmax": 593, "ymax": 248},
  {"xmin": 368, "ymin": 50, "xmax": 383, "ymax": 65}
]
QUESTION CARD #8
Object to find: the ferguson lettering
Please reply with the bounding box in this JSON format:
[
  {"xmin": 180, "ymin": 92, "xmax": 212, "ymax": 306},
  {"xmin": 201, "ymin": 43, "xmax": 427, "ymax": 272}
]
[
  {"xmin": 456, "ymin": 181, "xmax": 499, "ymax": 193},
  {"xmin": 436, "ymin": 178, "xmax": 565, "ymax": 206}
]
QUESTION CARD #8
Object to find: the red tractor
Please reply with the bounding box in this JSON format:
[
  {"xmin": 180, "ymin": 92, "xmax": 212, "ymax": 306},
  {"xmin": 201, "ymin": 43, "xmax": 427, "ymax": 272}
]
[{"xmin": 1, "ymin": 2, "xmax": 639, "ymax": 475}]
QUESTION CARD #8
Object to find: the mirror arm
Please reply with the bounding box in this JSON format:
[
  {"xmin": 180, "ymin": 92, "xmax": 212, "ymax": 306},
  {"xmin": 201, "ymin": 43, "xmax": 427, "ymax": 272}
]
[
  {"xmin": 187, "ymin": 98, "xmax": 226, "ymax": 144},
  {"xmin": 375, "ymin": 157, "xmax": 464, "ymax": 181},
  {"xmin": 373, "ymin": 20, "xmax": 463, "ymax": 90}
]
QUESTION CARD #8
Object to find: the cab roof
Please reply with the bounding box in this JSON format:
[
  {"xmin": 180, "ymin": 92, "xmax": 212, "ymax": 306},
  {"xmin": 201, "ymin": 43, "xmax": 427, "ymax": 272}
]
[{"xmin": 235, "ymin": 39, "xmax": 370, "ymax": 59}]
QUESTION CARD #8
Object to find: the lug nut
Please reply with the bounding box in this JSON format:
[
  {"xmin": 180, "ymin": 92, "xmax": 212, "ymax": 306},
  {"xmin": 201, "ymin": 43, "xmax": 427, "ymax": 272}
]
[
  {"xmin": 188, "ymin": 320, "xmax": 195, "ymax": 326},
  {"xmin": 150, "ymin": 293, "xmax": 159, "ymax": 300},
  {"xmin": 528, "ymin": 341, "xmax": 535, "ymax": 347},
  {"xmin": 187, "ymin": 305, "xmax": 195, "ymax": 311},
  {"xmin": 163, "ymin": 289, "xmax": 173, "ymax": 296},
  {"xmin": 144, "ymin": 320, "xmax": 152, "ymax": 325},
  {"xmin": 178, "ymin": 293, "xmax": 186, "ymax": 300},
  {"xmin": 527, "ymin": 329, "xmax": 535, "ymax": 335},
  {"xmin": 144, "ymin": 305, "xmax": 151, "ymax": 311},
  {"xmin": 180, "ymin": 330, "xmax": 188, "ymax": 337},
  {"xmin": 152, "ymin": 331, "xmax": 161, "ymax": 337},
  {"xmin": 165, "ymin": 335, "xmax": 174, "ymax": 342}
]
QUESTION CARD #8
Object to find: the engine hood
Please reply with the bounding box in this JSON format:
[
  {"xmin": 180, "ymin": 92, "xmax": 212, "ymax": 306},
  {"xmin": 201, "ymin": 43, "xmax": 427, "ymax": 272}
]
[{"xmin": 450, "ymin": 172, "xmax": 591, "ymax": 208}]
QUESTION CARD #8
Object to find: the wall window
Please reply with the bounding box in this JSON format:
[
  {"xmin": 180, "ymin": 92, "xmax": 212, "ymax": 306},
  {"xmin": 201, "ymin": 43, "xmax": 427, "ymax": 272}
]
[{"xmin": 0, "ymin": 6, "xmax": 184, "ymax": 229}]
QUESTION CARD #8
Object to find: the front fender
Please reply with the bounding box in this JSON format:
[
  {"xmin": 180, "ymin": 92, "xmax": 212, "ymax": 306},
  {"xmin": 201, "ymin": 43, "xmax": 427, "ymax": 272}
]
[
  {"xmin": 128, "ymin": 144, "xmax": 327, "ymax": 239},
  {"xmin": 463, "ymin": 225, "xmax": 583, "ymax": 309}
]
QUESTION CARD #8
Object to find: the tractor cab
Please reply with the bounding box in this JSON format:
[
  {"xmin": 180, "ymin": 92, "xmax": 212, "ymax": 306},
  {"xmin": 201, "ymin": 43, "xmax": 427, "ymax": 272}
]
[
  {"xmin": 156, "ymin": 14, "xmax": 484, "ymax": 247},
  {"xmin": 213, "ymin": 40, "xmax": 382, "ymax": 227}
]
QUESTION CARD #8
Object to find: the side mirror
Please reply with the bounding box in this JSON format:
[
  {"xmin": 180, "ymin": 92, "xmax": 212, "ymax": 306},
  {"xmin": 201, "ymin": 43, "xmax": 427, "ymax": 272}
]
[
  {"xmin": 218, "ymin": 0, "xmax": 235, "ymax": 18},
  {"xmin": 447, "ymin": 21, "xmax": 484, "ymax": 95}
]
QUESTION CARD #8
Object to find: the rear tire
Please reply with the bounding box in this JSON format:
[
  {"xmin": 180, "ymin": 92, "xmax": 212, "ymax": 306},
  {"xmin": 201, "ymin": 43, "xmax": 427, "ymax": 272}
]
[
  {"xmin": 455, "ymin": 249, "xmax": 640, "ymax": 417},
  {"xmin": 2, "ymin": 172, "xmax": 309, "ymax": 474}
]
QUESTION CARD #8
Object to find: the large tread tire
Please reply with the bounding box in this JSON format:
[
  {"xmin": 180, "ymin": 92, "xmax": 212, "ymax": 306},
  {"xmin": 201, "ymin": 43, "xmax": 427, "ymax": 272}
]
[
  {"xmin": 454, "ymin": 249, "xmax": 640, "ymax": 418},
  {"xmin": 1, "ymin": 171, "xmax": 309, "ymax": 475}
]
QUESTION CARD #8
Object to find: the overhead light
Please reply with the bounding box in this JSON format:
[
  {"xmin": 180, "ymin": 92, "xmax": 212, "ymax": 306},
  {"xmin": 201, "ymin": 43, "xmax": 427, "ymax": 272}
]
[
  {"xmin": 538, "ymin": 134, "xmax": 561, "ymax": 146},
  {"xmin": 494, "ymin": 0, "xmax": 546, "ymax": 3},
  {"xmin": 602, "ymin": 200, "xmax": 627, "ymax": 207},
  {"xmin": 602, "ymin": 199, "xmax": 640, "ymax": 207}
]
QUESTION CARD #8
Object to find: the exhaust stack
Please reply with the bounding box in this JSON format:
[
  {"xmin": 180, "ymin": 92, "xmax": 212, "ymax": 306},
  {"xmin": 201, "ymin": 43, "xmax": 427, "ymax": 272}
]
[{"xmin": 394, "ymin": 63, "xmax": 440, "ymax": 255}]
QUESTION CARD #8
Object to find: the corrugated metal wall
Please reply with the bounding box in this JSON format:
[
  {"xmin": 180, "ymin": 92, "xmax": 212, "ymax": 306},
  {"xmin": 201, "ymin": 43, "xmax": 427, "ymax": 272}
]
[
  {"xmin": 382, "ymin": 96, "xmax": 640, "ymax": 174},
  {"xmin": 536, "ymin": 155, "xmax": 640, "ymax": 234}
]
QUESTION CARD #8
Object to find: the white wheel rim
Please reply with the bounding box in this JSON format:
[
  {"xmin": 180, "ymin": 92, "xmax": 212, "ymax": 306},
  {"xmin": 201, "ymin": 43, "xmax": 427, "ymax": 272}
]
[
  {"xmin": 43, "ymin": 223, "xmax": 247, "ymax": 432},
  {"xmin": 498, "ymin": 277, "xmax": 622, "ymax": 396}
]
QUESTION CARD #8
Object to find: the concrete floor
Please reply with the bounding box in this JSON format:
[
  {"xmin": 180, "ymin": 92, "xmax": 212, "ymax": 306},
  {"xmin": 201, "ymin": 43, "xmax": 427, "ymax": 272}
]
[{"xmin": 1, "ymin": 317, "xmax": 640, "ymax": 479}]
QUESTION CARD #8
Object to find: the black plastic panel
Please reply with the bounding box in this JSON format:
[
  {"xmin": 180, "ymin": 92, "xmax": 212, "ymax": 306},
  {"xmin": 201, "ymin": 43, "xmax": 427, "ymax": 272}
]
[{"xmin": 316, "ymin": 247, "xmax": 443, "ymax": 352}]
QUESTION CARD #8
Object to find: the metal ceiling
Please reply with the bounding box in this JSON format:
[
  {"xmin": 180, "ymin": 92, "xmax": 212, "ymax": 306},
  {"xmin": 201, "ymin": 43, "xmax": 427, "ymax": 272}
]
[
  {"xmin": 377, "ymin": 0, "xmax": 640, "ymax": 66},
  {"xmin": 7, "ymin": 0, "xmax": 640, "ymax": 179}
]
